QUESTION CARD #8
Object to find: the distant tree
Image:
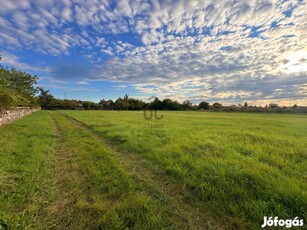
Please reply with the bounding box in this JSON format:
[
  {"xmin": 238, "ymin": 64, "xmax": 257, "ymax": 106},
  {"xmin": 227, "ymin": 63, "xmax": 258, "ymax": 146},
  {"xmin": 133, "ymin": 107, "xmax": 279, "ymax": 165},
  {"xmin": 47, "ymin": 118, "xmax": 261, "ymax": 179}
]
[
  {"xmin": 269, "ymin": 103, "xmax": 278, "ymax": 108},
  {"xmin": 83, "ymin": 101, "xmax": 95, "ymax": 110},
  {"xmin": 244, "ymin": 102, "xmax": 248, "ymax": 107},
  {"xmin": 198, "ymin": 101, "xmax": 209, "ymax": 110},
  {"xmin": 171, "ymin": 100, "xmax": 182, "ymax": 110},
  {"xmin": 112, "ymin": 95, "xmax": 146, "ymax": 110},
  {"xmin": 62, "ymin": 99, "xmax": 77, "ymax": 110},
  {"xmin": 293, "ymin": 104, "xmax": 298, "ymax": 108},
  {"xmin": 158, "ymin": 98, "xmax": 182, "ymax": 110},
  {"xmin": 114, "ymin": 95, "xmax": 131, "ymax": 110},
  {"xmin": 161, "ymin": 98, "xmax": 173, "ymax": 110},
  {"xmin": 128, "ymin": 98, "xmax": 145, "ymax": 110},
  {"xmin": 149, "ymin": 97, "xmax": 163, "ymax": 110},
  {"xmin": 182, "ymin": 100, "xmax": 193, "ymax": 110},
  {"xmin": 191, "ymin": 104, "xmax": 198, "ymax": 110},
  {"xmin": 38, "ymin": 87, "xmax": 54, "ymax": 109},
  {"xmin": 212, "ymin": 102, "xmax": 223, "ymax": 108},
  {"xmin": 114, "ymin": 97, "xmax": 124, "ymax": 110},
  {"xmin": 123, "ymin": 94, "xmax": 129, "ymax": 110}
]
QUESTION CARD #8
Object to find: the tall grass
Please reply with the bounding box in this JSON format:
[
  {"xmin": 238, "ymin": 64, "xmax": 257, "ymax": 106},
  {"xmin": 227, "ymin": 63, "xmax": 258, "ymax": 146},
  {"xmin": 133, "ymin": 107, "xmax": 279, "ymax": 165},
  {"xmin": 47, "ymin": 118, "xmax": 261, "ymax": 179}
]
[
  {"xmin": 0, "ymin": 111, "xmax": 55, "ymax": 229},
  {"xmin": 0, "ymin": 111, "xmax": 192, "ymax": 229},
  {"xmin": 47, "ymin": 112, "xmax": 188, "ymax": 229},
  {"xmin": 63, "ymin": 110, "xmax": 307, "ymax": 228}
]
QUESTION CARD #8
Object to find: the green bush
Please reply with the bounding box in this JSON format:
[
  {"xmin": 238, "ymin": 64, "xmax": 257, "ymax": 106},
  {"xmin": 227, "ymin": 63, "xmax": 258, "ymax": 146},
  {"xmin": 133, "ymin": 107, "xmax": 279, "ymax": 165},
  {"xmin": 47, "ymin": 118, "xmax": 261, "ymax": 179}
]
[{"xmin": 0, "ymin": 94, "xmax": 14, "ymax": 107}]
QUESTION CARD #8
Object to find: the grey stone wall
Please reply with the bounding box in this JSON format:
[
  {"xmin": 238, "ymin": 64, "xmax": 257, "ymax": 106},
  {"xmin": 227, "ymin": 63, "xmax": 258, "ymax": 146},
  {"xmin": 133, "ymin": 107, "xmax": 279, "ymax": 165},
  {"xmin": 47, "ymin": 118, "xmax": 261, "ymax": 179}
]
[{"xmin": 0, "ymin": 107, "xmax": 40, "ymax": 126}]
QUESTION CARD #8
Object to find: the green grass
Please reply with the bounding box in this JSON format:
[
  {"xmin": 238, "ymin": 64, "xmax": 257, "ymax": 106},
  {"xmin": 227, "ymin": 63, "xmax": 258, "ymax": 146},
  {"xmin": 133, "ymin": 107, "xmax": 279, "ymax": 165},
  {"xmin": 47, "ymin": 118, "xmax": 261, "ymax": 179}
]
[
  {"xmin": 45, "ymin": 112, "xmax": 188, "ymax": 229},
  {"xmin": 0, "ymin": 111, "xmax": 55, "ymax": 229},
  {"xmin": 0, "ymin": 111, "xmax": 196, "ymax": 229},
  {"xmin": 61, "ymin": 110, "xmax": 307, "ymax": 228},
  {"xmin": 1, "ymin": 110, "xmax": 306, "ymax": 229}
]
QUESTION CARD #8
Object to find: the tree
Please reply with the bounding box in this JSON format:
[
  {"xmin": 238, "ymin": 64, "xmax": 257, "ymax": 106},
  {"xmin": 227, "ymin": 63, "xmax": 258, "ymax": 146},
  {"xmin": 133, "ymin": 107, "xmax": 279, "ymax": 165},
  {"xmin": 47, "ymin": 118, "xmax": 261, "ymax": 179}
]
[
  {"xmin": 269, "ymin": 103, "xmax": 278, "ymax": 108},
  {"xmin": 114, "ymin": 96, "xmax": 127, "ymax": 110},
  {"xmin": 128, "ymin": 98, "xmax": 145, "ymax": 110},
  {"xmin": 161, "ymin": 98, "xmax": 173, "ymax": 110},
  {"xmin": 123, "ymin": 94, "xmax": 129, "ymax": 110},
  {"xmin": 114, "ymin": 98, "xmax": 123, "ymax": 110},
  {"xmin": 0, "ymin": 65, "xmax": 38, "ymax": 107},
  {"xmin": 212, "ymin": 102, "xmax": 223, "ymax": 108},
  {"xmin": 198, "ymin": 101, "xmax": 209, "ymax": 110},
  {"xmin": 171, "ymin": 100, "xmax": 182, "ymax": 110},
  {"xmin": 149, "ymin": 97, "xmax": 163, "ymax": 110},
  {"xmin": 38, "ymin": 87, "xmax": 54, "ymax": 109},
  {"xmin": 3, "ymin": 67, "xmax": 38, "ymax": 98},
  {"xmin": 244, "ymin": 102, "xmax": 248, "ymax": 107},
  {"xmin": 182, "ymin": 100, "xmax": 192, "ymax": 110},
  {"xmin": 83, "ymin": 101, "xmax": 95, "ymax": 110},
  {"xmin": 56, "ymin": 99, "xmax": 77, "ymax": 110}
]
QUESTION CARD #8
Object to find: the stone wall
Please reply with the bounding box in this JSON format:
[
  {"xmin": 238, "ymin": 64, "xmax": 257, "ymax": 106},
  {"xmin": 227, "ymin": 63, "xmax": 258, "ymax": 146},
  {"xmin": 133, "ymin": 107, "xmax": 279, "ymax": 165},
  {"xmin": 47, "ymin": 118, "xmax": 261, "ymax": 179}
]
[{"xmin": 0, "ymin": 107, "xmax": 40, "ymax": 126}]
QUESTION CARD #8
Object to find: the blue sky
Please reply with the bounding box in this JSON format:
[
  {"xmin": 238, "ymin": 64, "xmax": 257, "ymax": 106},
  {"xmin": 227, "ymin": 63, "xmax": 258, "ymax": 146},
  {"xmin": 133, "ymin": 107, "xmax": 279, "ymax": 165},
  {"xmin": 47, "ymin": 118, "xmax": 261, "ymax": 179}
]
[{"xmin": 0, "ymin": 0, "xmax": 306, "ymax": 105}]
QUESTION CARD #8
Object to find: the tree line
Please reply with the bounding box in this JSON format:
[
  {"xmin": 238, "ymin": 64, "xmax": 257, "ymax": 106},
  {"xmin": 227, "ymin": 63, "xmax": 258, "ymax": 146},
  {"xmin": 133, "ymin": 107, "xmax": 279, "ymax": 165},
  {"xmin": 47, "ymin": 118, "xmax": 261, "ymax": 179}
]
[{"xmin": 37, "ymin": 90, "xmax": 217, "ymax": 111}]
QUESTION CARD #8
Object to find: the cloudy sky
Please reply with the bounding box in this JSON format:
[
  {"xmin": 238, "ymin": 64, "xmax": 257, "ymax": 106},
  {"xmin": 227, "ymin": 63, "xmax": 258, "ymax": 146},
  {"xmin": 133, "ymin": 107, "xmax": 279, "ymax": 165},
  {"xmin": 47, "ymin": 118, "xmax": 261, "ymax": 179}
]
[{"xmin": 1, "ymin": 0, "xmax": 306, "ymax": 105}]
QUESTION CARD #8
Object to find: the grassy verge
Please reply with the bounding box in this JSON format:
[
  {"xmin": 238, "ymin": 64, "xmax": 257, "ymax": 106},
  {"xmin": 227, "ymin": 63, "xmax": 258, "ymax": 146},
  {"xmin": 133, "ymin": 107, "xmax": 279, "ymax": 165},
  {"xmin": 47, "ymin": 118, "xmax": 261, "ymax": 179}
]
[
  {"xmin": 62, "ymin": 110, "xmax": 307, "ymax": 229},
  {"xmin": 0, "ymin": 111, "xmax": 55, "ymax": 229}
]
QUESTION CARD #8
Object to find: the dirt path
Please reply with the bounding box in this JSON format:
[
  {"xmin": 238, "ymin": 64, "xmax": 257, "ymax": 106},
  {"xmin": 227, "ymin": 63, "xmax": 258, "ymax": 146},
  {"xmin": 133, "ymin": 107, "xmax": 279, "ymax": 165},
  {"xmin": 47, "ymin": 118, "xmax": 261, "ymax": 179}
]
[
  {"xmin": 61, "ymin": 112, "xmax": 223, "ymax": 230},
  {"xmin": 45, "ymin": 112, "xmax": 81, "ymax": 228}
]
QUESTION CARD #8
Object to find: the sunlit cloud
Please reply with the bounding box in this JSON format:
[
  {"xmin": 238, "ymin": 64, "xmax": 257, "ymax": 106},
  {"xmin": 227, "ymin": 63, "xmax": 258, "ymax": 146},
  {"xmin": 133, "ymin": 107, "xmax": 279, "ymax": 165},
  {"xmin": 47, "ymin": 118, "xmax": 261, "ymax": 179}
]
[{"xmin": 0, "ymin": 0, "xmax": 306, "ymax": 104}]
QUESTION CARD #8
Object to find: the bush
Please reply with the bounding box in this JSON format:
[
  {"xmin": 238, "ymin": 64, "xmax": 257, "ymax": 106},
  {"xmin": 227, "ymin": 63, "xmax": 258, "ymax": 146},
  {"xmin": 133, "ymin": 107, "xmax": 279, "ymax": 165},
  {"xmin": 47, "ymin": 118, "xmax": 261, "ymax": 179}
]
[{"xmin": 0, "ymin": 94, "xmax": 14, "ymax": 108}]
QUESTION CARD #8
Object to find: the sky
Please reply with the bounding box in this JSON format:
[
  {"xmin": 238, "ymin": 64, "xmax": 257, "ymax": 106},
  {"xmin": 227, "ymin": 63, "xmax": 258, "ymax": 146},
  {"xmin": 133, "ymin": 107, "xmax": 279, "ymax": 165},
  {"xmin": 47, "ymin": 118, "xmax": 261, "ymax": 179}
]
[{"xmin": 0, "ymin": 0, "xmax": 307, "ymax": 106}]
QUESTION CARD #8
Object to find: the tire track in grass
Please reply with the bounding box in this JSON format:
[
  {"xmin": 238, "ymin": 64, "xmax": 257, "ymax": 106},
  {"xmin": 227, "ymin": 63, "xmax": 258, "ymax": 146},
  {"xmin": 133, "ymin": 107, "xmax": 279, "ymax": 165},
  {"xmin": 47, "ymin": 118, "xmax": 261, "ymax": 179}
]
[
  {"xmin": 46, "ymin": 111, "xmax": 80, "ymax": 228},
  {"xmin": 47, "ymin": 111, "xmax": 196, "ymax": 229},
  {"xmin": 61, "ymin": 112, "xmax": 224, "ymax": 230}
]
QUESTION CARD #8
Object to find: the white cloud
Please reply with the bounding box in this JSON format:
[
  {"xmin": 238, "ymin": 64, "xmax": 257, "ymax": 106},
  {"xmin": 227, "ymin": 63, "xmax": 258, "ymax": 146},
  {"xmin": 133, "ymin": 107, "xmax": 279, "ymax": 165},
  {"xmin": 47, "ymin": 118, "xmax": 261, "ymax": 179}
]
[
  {"xmin": 62, "ymin": 7, "xmax": 72, "ymax": 22},
  {"xmin": 76, "ymin": 81, "xmax": 89, "ymax": 85},
  {"xmin": 0, "ymin": 52, "xmax": 52, "ymax": 73},
  {"xmin": 0, "ymin": 0, "xmax": 306, "ymax": 104}
]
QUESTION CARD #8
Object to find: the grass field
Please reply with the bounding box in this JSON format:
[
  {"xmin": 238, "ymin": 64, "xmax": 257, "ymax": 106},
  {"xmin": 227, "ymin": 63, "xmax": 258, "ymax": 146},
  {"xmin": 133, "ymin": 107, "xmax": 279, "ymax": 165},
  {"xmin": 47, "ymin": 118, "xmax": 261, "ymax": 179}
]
[{"xmin": 0, "ymin": 110, "xmax": 306, "ymax": 229}]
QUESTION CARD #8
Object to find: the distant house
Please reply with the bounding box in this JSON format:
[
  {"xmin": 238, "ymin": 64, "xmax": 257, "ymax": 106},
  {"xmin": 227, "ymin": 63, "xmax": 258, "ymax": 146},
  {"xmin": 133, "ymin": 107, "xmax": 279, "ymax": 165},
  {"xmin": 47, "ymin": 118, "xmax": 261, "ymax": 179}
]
[
  {"xmin": 105, "ymin": 100, "xmax": 113, "ymax": 107},
  {"xmin": 99, "ymin": 100, "xmax": 114, "ymax": 110},
  {"xmin": 76, "ymin": 100, "xmax": 84, "ymax": 110}
]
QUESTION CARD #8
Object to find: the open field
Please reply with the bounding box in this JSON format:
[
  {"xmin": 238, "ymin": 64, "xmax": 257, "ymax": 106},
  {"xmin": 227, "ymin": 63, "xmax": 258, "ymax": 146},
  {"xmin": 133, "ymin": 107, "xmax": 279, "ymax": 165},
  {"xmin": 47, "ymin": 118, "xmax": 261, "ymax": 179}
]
[{"xmin": 0, "ymin": 110, "xmax": 306, "ymax": 229}]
